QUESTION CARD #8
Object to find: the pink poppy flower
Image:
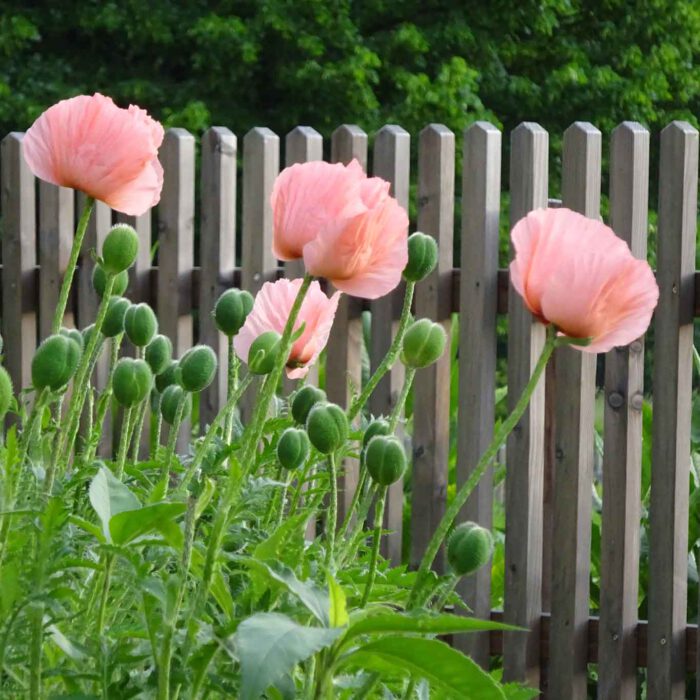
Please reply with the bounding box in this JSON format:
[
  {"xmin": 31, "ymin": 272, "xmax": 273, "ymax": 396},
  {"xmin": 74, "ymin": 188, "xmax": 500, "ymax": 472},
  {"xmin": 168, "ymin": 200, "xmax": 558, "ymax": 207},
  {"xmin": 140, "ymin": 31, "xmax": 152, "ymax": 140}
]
[
  {"xmin": 234, "ymin": 278, "xmax": 341, "ymax": 379},
  {"xmin": 271, "ymin": 159, "xmax": 409, "ymax": 299},
  {"xmin": 23, "ymin": 93, "xmax": 164, "ymax": 216},
  {"xmin": 510, "ymin": 207, "xmax": 658, "ymax": 353}
]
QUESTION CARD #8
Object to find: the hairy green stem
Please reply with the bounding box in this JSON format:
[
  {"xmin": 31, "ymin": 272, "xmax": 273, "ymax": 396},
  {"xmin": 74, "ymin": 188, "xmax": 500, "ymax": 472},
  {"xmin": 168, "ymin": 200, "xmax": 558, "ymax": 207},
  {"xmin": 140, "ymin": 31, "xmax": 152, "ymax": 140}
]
[
  {"xmin": 361, "ymin": 484, "xmax": 387, "ymax": 607},
  {"xmin": 326, "ymin": 451, "xmax": 339, "ymax": 569},
  {"xmin": 115, "ymin": 406, "xmax": 134, "ymax": 479},
  {"xmin": 159, "ymin": 394, "xmax": 187, "ymax": 494},
  {"xmin": 224, "ymin": 338, "xmax": 238, "ymax": 443},
  {"xmin": 150, "ymin": 395, "xmax": 163, "ymax": 460}
]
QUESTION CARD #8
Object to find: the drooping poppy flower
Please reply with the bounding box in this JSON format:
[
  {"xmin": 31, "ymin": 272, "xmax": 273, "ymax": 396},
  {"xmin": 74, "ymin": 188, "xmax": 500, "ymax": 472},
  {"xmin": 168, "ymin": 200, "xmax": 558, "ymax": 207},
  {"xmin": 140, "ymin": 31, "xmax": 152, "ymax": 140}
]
[
  {"xmin": 509, "ymin": 207, "xmax": 658, "ymax": 353},
  {"xmin": 234, "ymin": 278, "xmax": 341, "ymax": 379},
  {"xmin": 23, "ymin": 93, "xmax": 164, "ymax": 216},
  {"xmin": 271, "ymin": 160, "xmax": 409, "ymax": 299}
]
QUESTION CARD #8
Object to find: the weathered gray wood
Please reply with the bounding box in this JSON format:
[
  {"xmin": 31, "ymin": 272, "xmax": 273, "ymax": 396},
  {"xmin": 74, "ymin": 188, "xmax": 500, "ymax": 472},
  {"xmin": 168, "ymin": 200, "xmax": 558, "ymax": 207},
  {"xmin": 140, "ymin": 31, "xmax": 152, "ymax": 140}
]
[
  {"xmin": 370, "ymin": 125, "xmax": 410, "ymax": 565},
  {"xmin": 549, "ymin": 122, "xmax": 601, "ymax": 700},
  {"xmin": 411, "ymin": 125, "xmax": 454, "ymax": 573},
  {"xmin": 199, "ymin": 127, "xmax": 237, "ymax": 429},
  {"xmin": 327, "ymin": 125, "xmax": 366, "ymax": 521},
  {"xmin": 503, "ymin": 123, "xmax": 548, "ymax": 687},
  {"xmin": 455, "ymin": 122, "xmax": 501, "ymax": 667},
  {"xmin": 647, "ymin": 121, "xmax": 698, "ymax": 700},
  {"xmin": 597, "ymin": 122, "xmax": 649, "ymax": 700},
  {"xmin": 1, "ymin": 133, "xmax": 36, "ymax": 393},
  {"xmin": 114, "ymin": 210, "xmax": 151, "ymax": 304}
]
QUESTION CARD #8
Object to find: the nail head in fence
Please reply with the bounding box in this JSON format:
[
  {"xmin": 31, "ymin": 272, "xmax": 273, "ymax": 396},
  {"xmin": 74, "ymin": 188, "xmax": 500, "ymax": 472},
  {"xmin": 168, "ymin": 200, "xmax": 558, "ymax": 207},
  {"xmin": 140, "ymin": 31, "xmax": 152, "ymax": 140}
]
[
  {"xmin": 549, "ymin": 121, "xmax": 601, "ymax": 700},
  {"xmin": 1, "ymin": 133, "xmax": 36, "ymax": 394},
  {"xmin": 327, "ymin": 125, "xmax": 366, "ymax": 521},
  {"xmin": 370, "ymin": 125, "xmax": 410, "ymax": 566},
  {"xmin": 199, "ymin": 127, "xmax": 237, "ymax": 429},
  {"xmin": 597, "ymin": 122, "xmax": 649, "ymax": 700},
  {"xmin": 411, "ymin": 124, "xmax": 455, "ymax": 573},
  {"xmin": 503, "ymin": 122, "xmax": 549, "ymax": 687},
  {"xmin": 648, "ymin": 121, "xmax": 698, "ymax": 700},
  {"xmin": 455, "ymin": 121, "xmax": 501, "ymax": 667}
]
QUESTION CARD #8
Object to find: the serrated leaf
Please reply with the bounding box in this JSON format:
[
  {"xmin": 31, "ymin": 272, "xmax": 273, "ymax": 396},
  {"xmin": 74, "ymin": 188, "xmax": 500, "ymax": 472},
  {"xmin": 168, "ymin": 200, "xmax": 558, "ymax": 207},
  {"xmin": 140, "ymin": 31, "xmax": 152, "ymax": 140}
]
[
  {"xmin": 88, "ymin": 467, "xmax": 140, "ymax": 543},
  {"xmin": 328, "ymin": 574, "xmax": 348, "ymax": 627}
]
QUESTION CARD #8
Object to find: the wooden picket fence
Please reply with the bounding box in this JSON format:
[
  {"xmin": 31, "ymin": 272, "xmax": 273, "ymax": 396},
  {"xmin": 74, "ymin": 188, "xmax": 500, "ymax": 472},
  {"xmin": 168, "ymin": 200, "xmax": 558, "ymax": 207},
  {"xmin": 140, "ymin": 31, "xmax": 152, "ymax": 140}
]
[{"xmin": 1, "ymin": 119, "xmax": 698, "ymax": 699}]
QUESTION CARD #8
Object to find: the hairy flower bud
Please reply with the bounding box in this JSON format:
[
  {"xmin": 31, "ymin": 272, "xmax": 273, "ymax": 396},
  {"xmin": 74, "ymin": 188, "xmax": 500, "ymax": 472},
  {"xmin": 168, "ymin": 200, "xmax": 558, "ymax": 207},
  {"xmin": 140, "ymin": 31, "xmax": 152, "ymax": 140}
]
[
  {"xmin": 277, "ymin": 427, "xmax": 311, "ymax": 470},
  {"xmin": 447, "ymin": 522, "xmax": 494, "ymax": 577},
  {"xmin": 248, "ymin": 331, "xmax": 282, "ymax": 375},
  {"xmin": 365, "ymin": 435, "xmax": 406, "ymax": 486},
  {"xmin": 92, "ymin": 263, "xmax": 129, "ymax": 298},
  {"xmin": 403, "ymin": 231, "xmax": 438, "ymax": 282},
  {"xmin": 155, "ymin": 360, "xmax": 179, "ymax": 394},
  {"xmin": 362, "ymin": 417, "xmax": 391, "ymax": 448},
  {"xmin": 124, "ymin": 303, "xmax": 158, "ymax": 348},
  {"xmin": 59, "ymin": 327, "xmax": 84, "ymax": 351},
  {"xmin": 160, "ymin": 384, "xmax": 191, "ymax": 425},
  {"xmin": 306, "ymin": 402, "xmax": 348, "ymax": 454},
  {"xmin": 145, "ymin": 334, "xmax": 173, "ymax": 375},
  {"xmin": 112, "ymin": 358, "xmax": 153, "ymax": 407},
  {"xmin": 32, "ymin": 334, "xmax": 82, "ymax": 391},
  {"xmin": 101, "ymin": 223, "xmax": 139, "ymax": 274},
  {"xmin": 401, "ymin": 319, "xmax": 446, "ymax": 369},
  {"xmin": 102, "ymin": 296, "xmax": 130, "ymax": 338},
  {"xmin": 214, "ymin": 289, "xmax": 254, "ymax": 337},
  {"xmin": 179, "ymin": 345, "xmax": 218, "ymax": 392},
  {"xmin": 291, "ymin": 385, "xmax": 326, "ymax": 425}
]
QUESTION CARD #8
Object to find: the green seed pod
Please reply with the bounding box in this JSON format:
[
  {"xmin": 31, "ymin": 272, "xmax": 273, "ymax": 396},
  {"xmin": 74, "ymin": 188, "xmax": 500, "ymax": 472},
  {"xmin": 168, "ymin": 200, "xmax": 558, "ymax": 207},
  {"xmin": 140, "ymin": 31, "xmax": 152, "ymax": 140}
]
[
  {"xmin": 102, "ymin": 296, "xmax": 131, "ymax": 338},
  {"xmin": 92, "ymin": 264, "xmax": 129, "ymax": 298},
  {"xmin": 124, "ymin": 303, "xmax": 158, "ymax": 348},
  {"xmin": 101, "ymin": 224, "xmax": 139, "ymax": 274},
  {"xmin": 160, "ymin": 384, "xmax": 191, "ymax": 425},
  {"xmin": 59, "ymin": 327, "xmax": 84, "ymax": 352},
  {"xmin": 81, "ymin": 324, "xmax": 103, "ymax": 348},
  {"xmin": 112, "ymin": 358, "xmax": 153, "ymax": 407},
  {"xmin": 0, "ymin": 366, "xmax": 13, "ymax": 420},
  {"xmin": 306, "ymin": 402, "xmax": 348, "ymax": 454},
  {"xmin": 362, "ymin": 417, "xmax": 391, "ymax": 448},
  {"xmin": 155, "ymin": 360, "xmax": 179, "ymax": 394},
  {"xmin": 403, "ymin": 231, "xmax": 438, "ymax": 283},
  {"xmin": 31, "ymin": 334, "xmax": 82, "ymax": 391},
  {"xmin": 145, "ymin": 334, "xmax": 173, "ymax": 375},
  {"xmin": 401, "ymin": 319, "xmax": 447, "ymax": 369},
  {"xmin": 291, "ymin": 385, "xmax": 326, "ymax": 425},
  {"xmin": 277, "ymin": 427, "xmax": 311, "ymax": 470},
  {"xmin": 365, "ymin": 435, "xmax": 406, "ymax": 486},
  {"xmin": 447, "ymin": 522, "xmax": 494, "ymax": 577},
  {"xmin": 179, "ymin": 345, "xmax": 218, "ymax": 392},
  {"xmin": 214, "ymin": 289, "xmax": 254, "ymax": 337},
  {"xmin": 248, "ymin": 331, "xmax": 282, "ymax": 375}
]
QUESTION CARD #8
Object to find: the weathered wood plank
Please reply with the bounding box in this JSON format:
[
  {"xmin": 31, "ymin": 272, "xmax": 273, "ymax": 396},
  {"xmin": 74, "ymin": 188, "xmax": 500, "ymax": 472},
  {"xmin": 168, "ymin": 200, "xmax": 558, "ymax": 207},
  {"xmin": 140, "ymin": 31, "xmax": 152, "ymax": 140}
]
[
  {"xmin": 503, "ymin": 123, "xmax": 548, "ymax": 687},
  {"xmin": 647, "ymin": 121, "xmax": 698, "ymax": 700},
  {"xmin": 411, "ymin": 124, "xmax": 454, "ymax": 573},
  {"xmin": 114, "ymin": 210, "xmax": 151, "ymax": 304},
  {"xmin": 455, "ymin": 122, "xmax": 501, "ymax": 667},
  {"xmin": 548, "ymin": 122, "xmax": 601, "ymax": 700},
  {"xmin": 597, "ymin": 122, "xmax": 649, "ymax": 700}
]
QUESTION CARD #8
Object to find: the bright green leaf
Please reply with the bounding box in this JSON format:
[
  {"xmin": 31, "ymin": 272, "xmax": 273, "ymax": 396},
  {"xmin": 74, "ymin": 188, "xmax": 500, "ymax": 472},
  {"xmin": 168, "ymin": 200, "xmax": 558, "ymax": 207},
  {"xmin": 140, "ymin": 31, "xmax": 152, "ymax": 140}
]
[
  {"xmin": 88, "ymin": 467, "xmax": 140, "ymax": 543},
  {"xmin": 109, "ymin": 502, "xmax": 186, "ymax": 546},
  {"xmin": 328, "ymin": 574, "xmax": 348, "ymax": 627}
]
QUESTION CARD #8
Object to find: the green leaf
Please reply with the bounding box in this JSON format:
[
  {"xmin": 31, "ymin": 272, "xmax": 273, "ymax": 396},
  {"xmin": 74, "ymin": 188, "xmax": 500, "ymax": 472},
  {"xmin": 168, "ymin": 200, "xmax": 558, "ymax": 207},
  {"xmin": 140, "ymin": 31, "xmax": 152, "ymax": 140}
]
[
  {"xmin": 340, "ymin": 636, "xmax": 505, "ymax": 699},
  {"xmin": 501, "ymin": 684, "xmax": 540, "ymax": 699},
  {"xmin": 328, "ymin": 574, "xmax": 348, "ymax": 627},
  {"xmin": 48, "ymin": 624, "xmax": 89, "ymax": 661},
  {"xmin": 234, "ymin": 613, "xmax": 343, "ymax": 700},
  {"xmin": 88, "ymin": 467, "xmax": 140, "ymax": 543},
  {"xmin": 68, "ymin": 515, "xmax": 105, "ymax": 543},
  {"xmin": 109, "ymin": 502, "xmax": 186, "ymax": 546},
  {"xmin": 254, "ymin": 512, "xmax": 308, "ymax": 562}
]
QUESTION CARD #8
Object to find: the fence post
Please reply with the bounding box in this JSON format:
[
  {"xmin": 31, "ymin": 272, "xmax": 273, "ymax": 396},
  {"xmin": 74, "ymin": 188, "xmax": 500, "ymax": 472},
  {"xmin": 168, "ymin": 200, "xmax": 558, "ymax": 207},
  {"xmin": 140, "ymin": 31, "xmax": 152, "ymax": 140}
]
[
  {"xmin": 647, "ymin": 121, "xmax": 698, "ymax": 699},
  {"xmin": 455, "ymin": 121, "xmax": 501, "ymax": 667},
  {"xmin": 503, "ymin": 122, "xmax": 548, "ymax": 687},
  {"xmin": 597, "ymin": 122, "xmax": 649, "ymax": 700}
]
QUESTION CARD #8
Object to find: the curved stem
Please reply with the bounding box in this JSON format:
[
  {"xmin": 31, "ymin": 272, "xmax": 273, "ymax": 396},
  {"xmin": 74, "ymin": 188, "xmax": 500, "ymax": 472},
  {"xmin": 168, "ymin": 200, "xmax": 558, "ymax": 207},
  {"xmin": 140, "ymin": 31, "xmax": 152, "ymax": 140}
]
[
  {"xmin": 52, "ymin": 196, "xmax": 94, "ymax": 334},
  {"xmin": 130, "ymin": 397, "xmax": 149, "ymax": 463},
  {"xmin": 115, "ymin": 406, "xmax": 134, "ymax": 479},
  {"xmin": 287, "ymin": 456, "xmax": 314, "ymax": 518},
  {"xmin": 361, "ymin": 484, "xmax": 387, "ymax": 607},
  {"xmin": 224, "ymin": 337, "xmax": 238, "ymax": 443},
  {"xmin": 150, "ymin": 395, "xmax": 163, "ymax": 460},
  {"xmin": 389, "ymin": 368, "xmax": 415, "ymax": 432},
  {"xmin": 325, "ymin": 451, "xmax": 338, "ymax": 569}
]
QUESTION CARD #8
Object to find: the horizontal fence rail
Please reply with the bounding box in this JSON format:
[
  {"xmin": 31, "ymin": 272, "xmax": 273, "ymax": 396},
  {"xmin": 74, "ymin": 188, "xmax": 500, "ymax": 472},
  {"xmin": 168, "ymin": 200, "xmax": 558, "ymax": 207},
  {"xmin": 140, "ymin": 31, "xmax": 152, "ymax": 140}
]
[{"xmin": 1, "ymin": 120, "xmax": 699, "ymax": 699}]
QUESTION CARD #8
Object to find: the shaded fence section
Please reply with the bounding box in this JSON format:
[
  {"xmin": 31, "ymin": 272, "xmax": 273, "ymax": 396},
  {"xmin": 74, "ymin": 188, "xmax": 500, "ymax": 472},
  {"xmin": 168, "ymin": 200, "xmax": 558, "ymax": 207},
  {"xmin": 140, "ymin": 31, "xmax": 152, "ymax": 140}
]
[{"xmin": 1, "ymin": 119, "xmax": 699, "ymax": 699}]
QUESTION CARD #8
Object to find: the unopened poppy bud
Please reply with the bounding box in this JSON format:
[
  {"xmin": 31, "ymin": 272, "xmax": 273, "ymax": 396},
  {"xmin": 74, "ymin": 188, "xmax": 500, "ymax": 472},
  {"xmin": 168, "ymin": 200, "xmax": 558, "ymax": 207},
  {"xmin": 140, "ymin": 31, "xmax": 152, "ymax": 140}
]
[
  {"xmin": 145, "ymin": 334, "xmax": 173, "ymax": 375},
  {"xmin": 447, "ymin": 522, "xmax": 494, "ymax": 577},
  {"xmin": 403, "ymin": 232, "xmax": 438, "ymax": 282},
  {"xmin": 291, "ymin": 385, "xmax": 326, "ymax": 425},
  {"xmin": 365, "ymin": 435, "xmax": 406, "ymax": 486},
  {"xmin": 179, "ymin": 345, "xmax": 218, "ymax": 392},
  {"xmin": 155, "ymin": 360, "xmax": 179, "ymax": 394},
  {"xmin": 101, "ymin": 224, "xmax": 139, "ymax": 274},
  {"xmin": 124, "ymin": 303, "xmax": 158, "ymax": 348},
  {"xmin": 306, "ymin": 402, "xmax": 348, "ymax": 454},
  {"xmin": 362, "ymin": 417, "xmax": 391, "ymax": 448},
  {"xmin": 81, "ymin": 324, "xmax": 103, "ymax": 347},
  {"xmin": 32, "ymin": 334, "xmax": 82, "ymax": 391},
  {"xmin": 59, "ymin": 327, "xmax": 84, "ymax": 351},
  {"xmin": 112, "ymin": 358, "xmax": 153, "ymax": 407},
  {"xmin": 248, "ymin": 331, "xmax": 282, "ymax": 375},
  {"xmin": 102, "ymin": 297, "xmax": 130, "ymax": 338},
  {"xmin": 0, "ymin": 367, "xmax": 13, "ymax": 420},
  {"xmin": 160, "ymin": 384, "xmax": 191, "ymax": 425},
  {"xmin": 277, "ymin": 427, "xmax": 311, "ymax": 470},
  {"xmin": 92, "ymin": 264, "xmax": 129, "ymax": 298},
  {"xmin": 401, "ymin": 319, "xmax": 446, "ymax": 369},
  {"xmin": 214, "ymin": 289, "xmax": 254, "ymax": 337}
]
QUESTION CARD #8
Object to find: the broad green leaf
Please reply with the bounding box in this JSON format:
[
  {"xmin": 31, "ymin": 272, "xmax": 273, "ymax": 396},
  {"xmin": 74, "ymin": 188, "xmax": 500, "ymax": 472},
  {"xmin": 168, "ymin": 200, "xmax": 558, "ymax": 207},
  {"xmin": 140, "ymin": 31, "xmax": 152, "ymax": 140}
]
[
  {"xmin": 340, "ymin": 636, "xmax": 505, "ymax": 699},
  {"xmin": 254, "ymin": 512, "xmax": 309, "ymax": 562},
  {"xmin": 68, "ymin": 515, "xmax": 105, "ymax": 542},
  {"xmin": 328, "ymin": 574, "xmax": 348, "ymax": 627},
  {"xmin": 501, "ymin": 684, "xmax": 540, "ymax": 699},
  {"xmin": 88, "ymin": 467, "xmax": 140, "ymax": 542},
  {"xmin": 235, "ymin": 613, "xmax": 343, "ymax": 700},
  {"xmin": 109, "ymin": 502, "xmax": 186, "ymax": 546}
]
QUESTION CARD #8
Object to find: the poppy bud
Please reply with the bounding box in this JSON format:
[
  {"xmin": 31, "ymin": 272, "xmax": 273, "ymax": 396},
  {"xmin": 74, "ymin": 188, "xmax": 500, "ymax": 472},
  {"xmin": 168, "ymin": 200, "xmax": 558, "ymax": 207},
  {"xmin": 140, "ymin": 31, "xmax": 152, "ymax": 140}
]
[
  {"xmin": 0, "ymin": 367, "xmax": 13, "ymax": 420},
  {"xmin": 32, "ymin": 334, "xmax": 82, "ymax": 391},
  {"xmin": 124, "ymin": 303, "xmax": 158, "ymax": 348},
  {"xmin": 306, "ymin": 402, "xmax": 348, "ymax": 454},
  {"xmin": 160, "ymin": 384, "xmax": 191, "ymax": 425},
  {"xmin": 92, "ymin": 264, "xmax": 129, "ymax": 298},
  {"xmin": 179, "ymin": 345, "xmax": 218, "ymax": 392},
  {"xmin": 112, "ymin": 358, "xmax": 153, "ymax": 407},
  {"xmin": 403, "ymin": 232, "xmax": 438, "ymax": 282},
  {"xmin": 155, "ymin": 360, "xmax": 179, "ymax": 394},
  {"xmin": 101, "ymin": 224, "xmax": 139, "ymax": 274},
  {"xmin": 401, "ymin": 319, "xmax": 446, "ymax": 369},
  {"xmin": 145, "ymin": 334, "xmax": 173, "ymax": 375},
  {"xmin": 277, "ymin": 427, "xmax": 311, "ymax": 470},
  {"xmin": 291, "ymin": 385, "xmax": 326, "ymax": 425},
  {"xmin": 248, "ymin": 331, "xmax": 282, "ymax": 375},
  {"xmin": 81, "ymin": 323, "xmax": 103, "ymax": 348},
  {"xmin": 365, "ymin": 435, "xmax": 406, "ymax": 486},
  {"xmin": 447, "ymin": 522, "xmax": 494, "ymax": 576},
  {"xmin": 362, "ymin": 417, "xmax": 391, "ymax": 448},
  {"xmin": 102, "ymin": 297, "xmax": 130, "ymax": 338},
  {"xmin": 59, "ymin": 327, "xmax": 84, "ymax": 351},
  {"xmin": 214, "ymin": 289, "xmax": 254, "ymax": 337}
]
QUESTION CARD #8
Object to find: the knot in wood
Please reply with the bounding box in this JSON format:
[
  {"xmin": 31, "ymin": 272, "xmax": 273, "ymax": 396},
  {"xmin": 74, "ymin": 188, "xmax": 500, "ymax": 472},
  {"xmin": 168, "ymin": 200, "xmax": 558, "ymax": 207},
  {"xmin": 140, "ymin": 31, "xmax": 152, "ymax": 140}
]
[
  {"xmin": 630, "ymin": 393, "xmax": 644, "ymax": 411},
  {"xmin": 608, "ymin": 391, "xmax": 624, "ymax": 409}
]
